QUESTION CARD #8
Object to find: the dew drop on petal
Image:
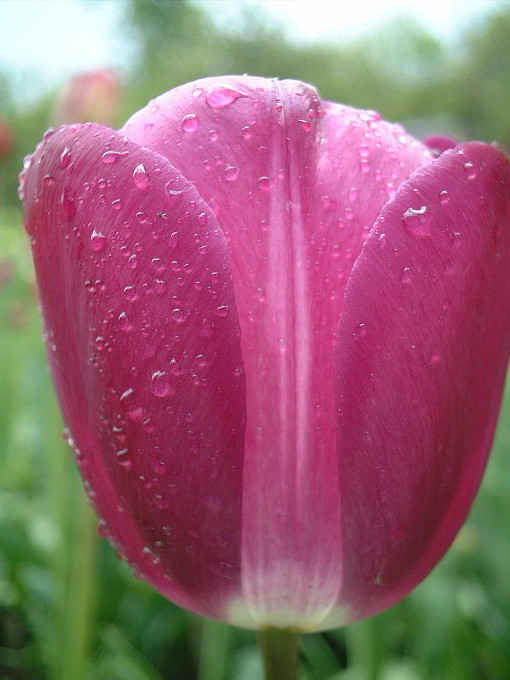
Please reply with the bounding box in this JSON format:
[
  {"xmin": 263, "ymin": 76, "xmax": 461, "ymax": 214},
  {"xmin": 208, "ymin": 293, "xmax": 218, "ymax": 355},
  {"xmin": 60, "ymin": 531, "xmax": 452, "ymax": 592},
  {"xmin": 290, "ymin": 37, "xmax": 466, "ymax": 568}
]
[
  {"xmin": 298, "ymin": 119, "xmax": 312, "ymax": 132},
  {"xmin": 133, "ymin": 163, "xmax": 150, "ymax": 190},
  {"xmin": 181, "ymin": 114, "xmax": 199, "ymax": 133},
  {"xmin": 172, "ymin": 308, "xmax": 185, "ymax": 323},
  {"xmin": 205, "ymin": 86, "xmax": 247, "ymax": 109},
  {"xmin": 115, "ymin": 448, "xmax": 131, "ymax": 468},
  {"xmin": 258, "ymin": 176, "xmax": 273, "ymax": 191},
  {"xmin": 224, "ymin": 165, "xmax": 239, "ymax": 182},
  {"xmin": 102, "ymin": 150, "xmax": 128, "ymax": 164},
  {"xmin": 169, "ymin": 357, "xmax": 182, "ymax": 376},
  {"xmin": 150, "ymin": 370, "xmax": 171, "ymax": 398},
  {"xmin": 169, "ymin": 231, "xmax": 179, "ymax": 249},
  {"xmin": 439, "ymin": 190, "xmax": 450, "ymax": 204},
  {"xmin": 60, "ymin": 146, "xmax": 72, "ymax": 169},
  {"xmin": 214, "ymin": 305, "xmax": 230, "ymax": 317},
  {"xmin": 401, "ymin": 266, "xmax": 412, "ymax": 283},
  {"xmin": 463, "ymin": 162, "xmax": 476, "ymax": 180},
  {"xmin": 403, "ymin": 205, "xmax": 429, "ymax": 237},
  {"xmin": 90, "ymin": 228, "xmax": 106, "ymax": 251},
  {"xmin": 166, "ymin": 186, "xmax": 184, "ymax": 205}
]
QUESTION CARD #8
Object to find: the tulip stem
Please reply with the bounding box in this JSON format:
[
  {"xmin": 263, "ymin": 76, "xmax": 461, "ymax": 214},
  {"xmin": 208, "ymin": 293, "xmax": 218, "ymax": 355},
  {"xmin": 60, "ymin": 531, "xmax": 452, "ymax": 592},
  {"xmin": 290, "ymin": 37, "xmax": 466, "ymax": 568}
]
[{"xmin": 258, "ymin": 628, "xmax": 299, "ymax": 680}]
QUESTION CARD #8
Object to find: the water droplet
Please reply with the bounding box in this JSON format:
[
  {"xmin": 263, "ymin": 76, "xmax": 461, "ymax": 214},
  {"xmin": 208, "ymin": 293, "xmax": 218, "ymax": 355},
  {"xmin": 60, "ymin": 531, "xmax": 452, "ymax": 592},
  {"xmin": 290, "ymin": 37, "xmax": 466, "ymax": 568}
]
[
  {"xmin": 348, "ymin": 187, "xmax": 358, "ymax": 202},
  {"xmin": 151, "ymin": 257, "xmax": 166, "ymax": 272},
  {"xmin": 118, "ymin": 311, "xmax": 133, "ymax": 332},
  {"xmin": 128, "ymin": 253, "xmax": 138, "ymax": 269},
  {"xmin": 169, "ymin": 231, "xmax": 179, "ymax": 249},
  {"xmin": 120, "ymin": 387, "xmax": 134, "ymax": 402},
  {"xmin": 150, "ymin": 370, "xmax": 172, "ymax": 397},
  {"xmin": 463, "ymin": 162, "xmax": 476, "ymax": 180},
  {"xmin": 60, "ymin": 146, "xmax": 72, "ymax": 169},
  {"xmin": 224, "ymin": 165, "xmax": 239, "ymax": 182},
  {"xmin": 357, "ymin": 145, "xmax": 370, "ymax": 158},
  {"xmin": 123, "ymin": 285, "xmax": 137, "ymax": 302},
  {"xmin": 102, "ymin": 150, "xmax": 128, "ymax": 164},
  {"xmin": 344, "ymin": 207, "xmax": 354, "ymax": 221},
  {"xmin": 208, "ymin": 130, "xmax": 219, "ymax": 142},
  {"xmin": 166, "ymin": 185, "xmax": 184, "ymax": 205},
  {"xmin": 197, "ymin": 213, "xmax": 207, "ymax": 226},
  {"xmin": 354, "ymin": 322, "xmax": 367, "ymax": 339},
  {"xmin": 258, "ymin": 176, "xmax": 273, "ymax": 191},
  {"xmin": 401, "ymin": 266, "xmax": 411, "ymax": 283},
  {"xmin": 61, "ymin": 187, "xmax": 76, "ymax": 219},
  {"xmin": 439, "ymin": 190, "xmax": 450, "ymax": 204},
  {"xmin": 111, "ymin": 199, "xmax": 122, "ymax": 210},
  {"xmin": 205, "ymin": 86, "xmax": 247, "ymax": 109},
  {"xmin": 377, "ymin": 233, "xmax": 386, "ymax": 249},
  {"xmin": 171, "ymin": 308, "xmax": 185, "ymax": 323},
  {"xmin": 132, "ymin": 163, "xmax": 150, "ymax": 190},
  {"xmin": 169, "ymin": 357, "xmax": 182, "ymax": 376},
  {"xmin": 95, "ymin": 336, "xmax": 105, "ymax": 351},
  {"xmin": 90, "ymin": 228, "xmax": 106, "ymax": 251},
  {"xmin": 403, "ymin": 205, "xmax": 429, "ymax": 237},
  {"xmin": 241, "ymin": 126, "xmax": 252, "ymax": 139},
  {"xmin": 214, "ymin": 305, "xmax": 230, "ymax": 317},
  {"xmin": 115, "ymin": 448, "xmax": 131, "ymax": 468},
  {"xmin": 298, "ymin": 119, "xmax": 312, "ymax": 132},
  {"xmin": 181, "ymin": 113, "xmax": 199, "ymax": 132}
]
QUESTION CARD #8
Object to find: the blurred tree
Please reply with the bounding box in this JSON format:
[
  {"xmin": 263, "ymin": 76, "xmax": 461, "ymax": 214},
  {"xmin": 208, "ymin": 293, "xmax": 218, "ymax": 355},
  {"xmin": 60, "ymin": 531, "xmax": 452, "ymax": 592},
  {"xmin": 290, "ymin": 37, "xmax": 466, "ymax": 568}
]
[{"xmin": 453, "ymin": 5, "xmax": 510, "ymax": 146}]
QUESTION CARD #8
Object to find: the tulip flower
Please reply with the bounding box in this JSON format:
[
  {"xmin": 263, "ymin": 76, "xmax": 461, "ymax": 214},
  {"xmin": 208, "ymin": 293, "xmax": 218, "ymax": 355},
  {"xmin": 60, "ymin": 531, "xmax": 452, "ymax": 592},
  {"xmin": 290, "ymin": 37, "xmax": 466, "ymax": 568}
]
[
  {"xmin": 0, "ymin": 117, "xmax": 14, "ymax": 159},
  {"xmin": 20, "ymin": 75, "xmax": 510, "ymax": 676},
  {"xmin": 52, "ymin": 69, "xmax": 120, "ymax": 127}
]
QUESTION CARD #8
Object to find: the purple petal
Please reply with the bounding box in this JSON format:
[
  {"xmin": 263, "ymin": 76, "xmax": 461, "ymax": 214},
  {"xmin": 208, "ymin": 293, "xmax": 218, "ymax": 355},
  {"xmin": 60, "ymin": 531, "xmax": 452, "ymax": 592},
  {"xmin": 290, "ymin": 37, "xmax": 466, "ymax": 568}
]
[
  {"xmin": 23, "ymin": 123, "xmax": 246, "ymax": 620},
  {"xmin": 423, "ymin": 134, "xmax": 458, "ymax": 156},
  {"xmin": 323, "ymin": 142, "xmax": 510, "ymax": 628}
]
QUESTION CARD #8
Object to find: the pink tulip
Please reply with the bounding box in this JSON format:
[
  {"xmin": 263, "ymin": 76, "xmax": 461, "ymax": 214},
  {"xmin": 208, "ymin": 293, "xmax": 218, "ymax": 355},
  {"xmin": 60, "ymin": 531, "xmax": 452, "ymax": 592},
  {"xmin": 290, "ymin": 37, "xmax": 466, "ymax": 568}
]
[
  {"xmin": 20, "ymin": 76, "xmax": 510, "ymax": 631},
  {"xmin": 0, "ymin": 117, "xmax": 14, "ymax": 158},
  {"xmin": 52, "ymin": 69, "xmax": 120, "ymax": 127}
]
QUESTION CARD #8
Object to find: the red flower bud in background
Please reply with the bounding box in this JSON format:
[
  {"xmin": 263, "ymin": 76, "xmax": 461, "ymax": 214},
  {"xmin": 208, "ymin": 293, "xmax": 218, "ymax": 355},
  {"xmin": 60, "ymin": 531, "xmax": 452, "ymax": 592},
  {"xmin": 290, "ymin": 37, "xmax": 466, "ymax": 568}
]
[
  {"xmin": 0, "ymin": 117, "xmax": 14, "ymax": 159},
  {"xmin": 20, "ymin": 76, "xmax": 510, "ymax": 631},
  {"xmin": 52, "ymin": 69, "xmax": 120, "ymax": 127}
]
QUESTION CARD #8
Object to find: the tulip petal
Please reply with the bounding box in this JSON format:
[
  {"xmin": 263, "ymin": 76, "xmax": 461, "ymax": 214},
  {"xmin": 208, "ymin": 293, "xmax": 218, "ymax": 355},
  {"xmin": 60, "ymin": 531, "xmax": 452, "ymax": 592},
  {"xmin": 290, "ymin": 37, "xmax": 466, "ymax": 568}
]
[
  {"xmin": 23, "ymin": 124, "xmax": 247, "ymax": 620},
  {"xmin": 322, "ymin": 142, "xmax": 510, "ymax": 628},
  {"xmin": 122, "ymin": 77, "xmax": 435, "ymax": 627},
  {"xmin": 123, "ymin": 77, "xmax": 340, "ymax": 626}
]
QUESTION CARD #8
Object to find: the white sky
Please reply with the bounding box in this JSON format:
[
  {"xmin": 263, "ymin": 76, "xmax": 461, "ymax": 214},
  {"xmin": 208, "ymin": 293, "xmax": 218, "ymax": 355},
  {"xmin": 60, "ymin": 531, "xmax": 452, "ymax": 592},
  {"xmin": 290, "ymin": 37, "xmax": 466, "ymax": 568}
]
[{"xmin": 0, "ymin": 0, "xmax": 503, "ymax": 103}]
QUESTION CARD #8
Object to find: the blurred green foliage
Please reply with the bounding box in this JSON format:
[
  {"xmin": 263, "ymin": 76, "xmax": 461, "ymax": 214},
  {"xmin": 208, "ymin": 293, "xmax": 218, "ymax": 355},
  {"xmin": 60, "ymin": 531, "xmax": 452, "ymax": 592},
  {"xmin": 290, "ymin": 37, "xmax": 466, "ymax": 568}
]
[{"xmin": 1, "ymin": 1, "xmax": 510, "ymax": 679}]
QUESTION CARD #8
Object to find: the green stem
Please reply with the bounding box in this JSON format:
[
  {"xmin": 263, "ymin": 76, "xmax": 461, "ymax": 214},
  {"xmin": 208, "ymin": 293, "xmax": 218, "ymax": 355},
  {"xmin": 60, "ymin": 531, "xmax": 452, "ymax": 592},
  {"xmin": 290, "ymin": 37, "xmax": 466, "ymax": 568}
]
[
  {"xmin": 258, "ymin": 628, "xmax": 299, "ymax": 680},
  {"xmin": 62, "ymin": 496, "xmax": 97, "ymax": 680},
  {"xmin": 197, "ymin": 618, "xmax": 230, "ymax": 680}
]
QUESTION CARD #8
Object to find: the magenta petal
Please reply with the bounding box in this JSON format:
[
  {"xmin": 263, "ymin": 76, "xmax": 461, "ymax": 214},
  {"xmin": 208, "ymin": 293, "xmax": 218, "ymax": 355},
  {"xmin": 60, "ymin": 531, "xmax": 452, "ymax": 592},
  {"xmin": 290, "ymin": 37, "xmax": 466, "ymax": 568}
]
[
  {"xmin": 423, "ymin": 134, "xmax": 458, "ymax": 156},
  {"xmin": 23, "ymin": 124, "xmax": 246, "ymax": 620},
  {"xmin": 326, "ymin": 142, "xmax": 510, "ymax": 627},
  {"xmin": 125, "ymin": 76, "xmax": 346, "ymax": 626},
  {"xmin": 317, "ymin": 101, "xmax": 431, "ymax": 298}
]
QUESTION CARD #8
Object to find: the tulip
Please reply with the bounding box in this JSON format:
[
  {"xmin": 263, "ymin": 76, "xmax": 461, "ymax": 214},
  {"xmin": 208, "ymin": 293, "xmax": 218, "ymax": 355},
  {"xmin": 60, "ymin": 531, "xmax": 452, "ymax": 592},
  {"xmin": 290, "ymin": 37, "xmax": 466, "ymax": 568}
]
[
  {"xmin": 0, "ymin": 117, "xmax": 14, "ymax": 159},
  {"xmin": 52, "ymin": 69, "xmax": 120, "ymax": 127},
  {"xmin": 20, "ymin": 75, "xmax": 510, "ymax": 671}
]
